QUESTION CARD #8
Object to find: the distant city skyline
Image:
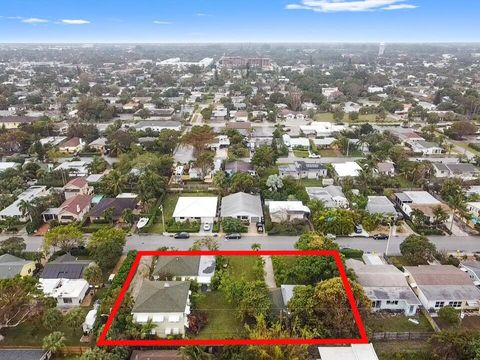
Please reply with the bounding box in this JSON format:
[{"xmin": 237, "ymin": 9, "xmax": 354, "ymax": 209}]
[{"xmin": 0, "ymin": 0, "xmax": 478, "ymax": 43}]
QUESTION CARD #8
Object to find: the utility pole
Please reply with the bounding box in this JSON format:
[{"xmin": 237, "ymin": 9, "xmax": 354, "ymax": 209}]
[{"xmin": 160, "ymin": 205, "xmax": 165, "ymax": 235}]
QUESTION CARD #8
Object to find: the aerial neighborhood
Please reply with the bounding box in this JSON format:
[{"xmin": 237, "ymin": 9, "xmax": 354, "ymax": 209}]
[{"xmin": 1, "ymin": 43, "xmax": 480, "ymax": 360}]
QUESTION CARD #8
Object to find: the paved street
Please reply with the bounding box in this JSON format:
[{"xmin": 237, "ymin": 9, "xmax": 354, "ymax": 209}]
[{"xmin": 6, "ymin": 233, "xmax": 480, "ymax": 256}]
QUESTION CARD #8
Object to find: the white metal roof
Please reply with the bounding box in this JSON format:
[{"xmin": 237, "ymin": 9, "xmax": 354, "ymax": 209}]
[{"xmin": 172, "ymin": 197, "xmax": 218, "ymax": 218}]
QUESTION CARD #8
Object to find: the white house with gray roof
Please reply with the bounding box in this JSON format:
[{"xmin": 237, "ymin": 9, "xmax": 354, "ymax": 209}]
[
  {"xmin": 220, "ymin": 192, "xmax": 263, "ymax": 224},
  {"xmin": 306, "ymin": 186, "xmax": 348, "ymax": 208},
  {"xmin": 347, "ymin": 258, "xmax": 421, "ymax": 316},
  {"xmin": 404, "ymin": 265, "xmax": 480, "ymax": 312},
  {"xmin": 132, "ymin": 281, "xmax": 191, "ymax": 338},
  {"xmin": 366, "ymin": 196, "xmax": 398, "ymax": 218},
  {"xmin": 433, "ymin": 163, "xmax": 480, "ymax": 180}
]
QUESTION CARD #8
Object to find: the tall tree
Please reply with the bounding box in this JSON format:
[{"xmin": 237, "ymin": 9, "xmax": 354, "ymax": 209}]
[
  {"xmin": 42, "ymin": 331, "xmax": 66, "ymax": 355},
  {"xmin": 43, "ymin": 224, "xmax": 84, "ymax": 253},
  {"xmin": 88, "ymin": 228, "xmax": 126, "ymax": 270}
]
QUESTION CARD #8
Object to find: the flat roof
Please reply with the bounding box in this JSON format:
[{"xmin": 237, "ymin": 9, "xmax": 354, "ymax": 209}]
[{"xmin": 172, "ymin": 196, "xmax": 218, "ymax": 218}]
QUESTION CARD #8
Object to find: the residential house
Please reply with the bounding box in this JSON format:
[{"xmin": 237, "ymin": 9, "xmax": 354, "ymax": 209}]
[
  {"xmin": 63, "ymin": 177, "xmax": 92, "ymax": 199},
  {"xmin": 135, "ymin": 121, "xmax": 181, "ymax": 132},
  {"xmin": 208, "ymin": 135, "xmax": 230, "ymax": 150},
  {"xmin": 0, "ymin": 186, "xmax": 49, "ymax": 222},
  {"xmin": 42, "ymin": 194, "xmax": 92, "ymax": 224},
  {"xmin": 332, "ymin": 162, "xmax": 362, "ymax": 179},
  {"xmin": 460, "ymin": 261, "xmax": 480, "ymax": 287},
  {"xmin": 220, "ymin": 192, "xmax": 263, "ymax": 224},
  {"xmin": 0, "ymin": 349, "xmax": 51, "ymax": 360},
  {"xmin": 317, "ymin": 344, "xmax": 379, "ymax": 360},
  {"xmin": 389, "ymin": 129, "xmax": 424, "ymax": 145},
  {"xmin": 0, "ymin": 254, "xmax": 36, "ymax": 279},
  {"xmin": 39, "ymin": 278, "xmax": 89, "ymax": 308},
  {"xmin": 226, "ymin": 122, "xmax": 251, "ymax": 136},
  {"xmin": 394, "ymin": 191, "xmax": 452, "ymax": 223},
  {"xmin": 306, "ymin": 186, "xmax": 348, "ymax": 208},
  {"xmin": 347, "ymin": 258, "xmax": 421, "ymax": 316},
  {"xmin": 279, "ymin": 161, "xmax": 327, "ymax": 180},
  {"xmin": 282, "ymin": 134, "xmax": 310, "ymax": 149},
  {"xmin": 153, "ymin": 256, "xmax": 216, "ymax": 287},
  {"xmin": 172, "ymin": 197, "xmax": 218, "ymax": 223},
  {"xmin": 41, "ymin": 254, "xmax": 93, "ymax": 280},
  {"xmin": 375, "ymin": 162, "xmax": 395, "ymax": 177},
  {"xmin": 234, "ymin": 110, "xmax": 248, "ymax": 122},
  {"xmin": 299, "ymin": 122, "xmax": 346, "ymax": 137},
  {"xmin": 0, "ymin": 116, "xmax": 37, "ymax": 129},
  {"xmin": 88, "ymin": 137, "xmax": 107, "ymax": 153},
  {"xmin": 366, "ymin": 196, "xmax": 398, "ymax": 218},
  {"xmin": 132, "ymin": 281, "xmax": 191, "ymax": 338},
  {"xmin": 407, "ymin": 140, "xmax": 443, "ymax": 155},
  {"xmin": 467, "ymin": 202, "xmax": 480, "ymax": 224},
  {"xmin": 224, "ymin": 160, "xmax": 255, "ymax": 176},
  {"xmin": 404, "ymin": 265, "xmax": 480, "ymax": 312},
  {"xmin": 59, "ymin": 137, "xmax": 84, "ymax": 154},
  {"xmin": 433, "ymin": 163, "xmax": 480, "ymax": 180},
  {"xmin": 89, "ymin": 197, "xmax": 137, "ymax": 222},
  {"xmin": 267, "ymin": 201, "xmax": 310, "ymax": 223},
  {"xmin": 54, "ymin": 160, "xmax": 90, "ymax": 177}
]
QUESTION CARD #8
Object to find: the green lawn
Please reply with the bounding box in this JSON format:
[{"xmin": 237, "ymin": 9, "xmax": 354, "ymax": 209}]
[
  {"xmin": 313, "ymin": 112, "xmax": 397, "ymax": 123},
  {"xmin": 366, "ymin": 313, "xmax": 433, "ymax": 333},
  {"xmin": 374, "ymin": 341, "xmax": 431, "ymax": 360},
  {"xmin": 194, "ymin": 292, "xmax": 246, "ymax": 339},
  {"xmin": 293, "ymin": 149, "xmax": 309, "ymax": 158},
  {"xmin": 1, "ymin": 310, "xmax": 90, "ymax": 346},
  {"xmin": 148, "ymin": 192, "xmax": 215, "ymax": 233},
  {"xmin": 299, "ymin": 178, "xmax": 325, "ymax": 187},
  {"xmin": 227, "ymin": 256, "xmax": 263, "ymax": 281},
  {"xmin": 318, "ymin": 149, "xmax": 339, "ymax": 157}
]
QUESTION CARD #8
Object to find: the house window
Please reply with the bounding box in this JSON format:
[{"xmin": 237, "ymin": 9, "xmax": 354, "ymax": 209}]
[
  {"xmin": 63, "ymin": 298, "xmax": 73, "ymax": 304},
  {"xmin": 448, "ymin": 301, "xmax": 462, "ymax": 308},
  {"xmin": 386, "ymin": 300, "xmax": 399, "ymax": 305},
  {"xmin": 172, "ymin": 328, "xmax": 180, "ymax": 335},
  {"xmin": 435, "ymin": 301, "xmax": 445, "ymax": 308}
]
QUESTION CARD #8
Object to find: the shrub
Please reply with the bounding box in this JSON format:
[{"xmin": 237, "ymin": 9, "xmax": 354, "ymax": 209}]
[
  {"xmin": 222, "ymin": 217, "xmax": 247, "ymax": 233},
  {"xmin": 438, "ymin": 306, "xmax": 460, "ymax": 327}
]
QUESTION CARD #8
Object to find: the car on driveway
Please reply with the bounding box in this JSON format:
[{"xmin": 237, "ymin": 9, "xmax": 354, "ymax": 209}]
[
  {"xmin": 354, "ymin": 225, "xmax": 363, "ymax": 234},
  {"xmin": 174, "ymin": 232, "xmax": 190, "ymax": 239},
  {"xmin": 373, "ymin": 233, "xmax": 388, "ymax": 241},
  {"xmin": 225, "ymin": 233, "xmax": 242, "ymax": 240},
  {"xmin": 203, "ymin": 223, "xmax": 211, "ymax": 231}
]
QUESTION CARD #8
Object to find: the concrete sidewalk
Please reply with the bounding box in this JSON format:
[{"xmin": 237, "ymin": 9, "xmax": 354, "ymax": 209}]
[{"xmin": 262, "ymin": 255, "xmax": 277, "ymax": 289}]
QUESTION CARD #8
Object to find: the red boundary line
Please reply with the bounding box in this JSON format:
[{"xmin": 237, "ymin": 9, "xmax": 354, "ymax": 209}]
[{"xmin": 97, "ymin": 250, "xmax": 369, "ymax": 346}]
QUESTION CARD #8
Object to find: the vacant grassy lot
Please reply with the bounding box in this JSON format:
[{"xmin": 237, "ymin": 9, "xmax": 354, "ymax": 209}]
[
  {"xmin": 313, "ymin": 112, "xmax": 397, "ymax": 123},
  {"xmin": 293, "ymin": 149, "xmax": 309, "ymax": 158},
  {"xmin": 195, "ymin": 292, "xmax": 246, "ymax": 339}
]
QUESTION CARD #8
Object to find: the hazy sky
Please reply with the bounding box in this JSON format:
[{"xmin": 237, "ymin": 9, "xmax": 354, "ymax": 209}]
[{"xmin": 0, "ymin": 0, "xmax": 478, "ymax": 43}]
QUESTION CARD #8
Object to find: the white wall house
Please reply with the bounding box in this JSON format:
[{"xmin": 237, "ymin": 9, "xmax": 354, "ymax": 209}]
[
  {"xmin": 347, "ymin": 258, "xmax": 421, "ymax": 316},
  {"xmin": 404, "ymin": 265, "xmax": 480, "ymax": 313},
  {"xmin": 39, "ymin": 278, "xmax": 89, "ymax": 308},
  {"xmin": 153, "ymin": 256, "xmax": 216, "ymax": 286},
  {"xmin": 220, "ymin": 192, "xmax": 263, "ymax": 224},
  {"xmin": 267, "ymin": 201, "xmax": 310, "ymax": 223},
  {"xmin": 172, "ymin": 197, "xmax": 218, "ymax": 224},
  {"xmin": 0, "ymin": 186, "xmax": 49, "ymax": 222},
  {"xmin": 132, "ymin": 281, "xmax": 191, "ymax": 338}
]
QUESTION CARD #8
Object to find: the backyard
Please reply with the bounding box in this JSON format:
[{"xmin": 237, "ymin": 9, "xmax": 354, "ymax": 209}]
[{"xmin": 366, "ymin": 313, "xmax": 433, "ymax": 333}]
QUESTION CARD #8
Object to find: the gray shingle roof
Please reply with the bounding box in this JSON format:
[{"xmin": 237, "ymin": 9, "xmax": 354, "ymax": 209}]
[
  {"xmin": 154, "ymin": 256, "xmax": 200, "ymax": 277},
  {"xmin": 0, "ymin": 349, "xmax": 47, "ymax": 360},
  {"xmin": 220, "ymin": 192, "xmax": 263, "ymax": 218},
  {"xmin": 133, "ymin": 281, "xmax": 190, "ymax": 313},
  {"xmin": 0, "ymin": 254, "xmax": 30, "ymax": 279}
]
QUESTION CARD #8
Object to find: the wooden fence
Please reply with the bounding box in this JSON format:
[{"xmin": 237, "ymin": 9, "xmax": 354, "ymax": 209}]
[{"xmin": 372, "ymin": 332, "xmax": 434, "ymax": 341}]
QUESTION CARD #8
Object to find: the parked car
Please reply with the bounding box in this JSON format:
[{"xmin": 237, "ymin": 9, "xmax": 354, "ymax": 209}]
[
  {"xmin": 354, "ymin": 225, "xmax": 363, "ymax": 234},
  {"xmin": 373, "ymin": 234, "xmax": 388, "ymax": 241},
  {"xmin": 256, "ymin": 222, "xmax": 264, "ymax": 233},
  {"xmin": 308, "ymin": 153, "xmax": 320, "ymax": 159},
  {"xmin": 174, "ymin": 232, "xmax": 190, "ymax": 239},
  {"xmin": 203, "ymin": 222, "xmax": 211, "ymax": 231},
  {"xmin": 225, "ymin": 233, "xmax": 242, "ymax": 240}
]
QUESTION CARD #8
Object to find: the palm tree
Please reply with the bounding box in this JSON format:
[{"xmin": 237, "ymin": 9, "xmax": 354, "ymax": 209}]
[
  {"xmin": 178, "ymin": 346, "xmax": 213, "ymax": 360},
  {"xmin": 122, "ymin": 208, "xmax": 135, "ymax": 225},
  {"xmin": 104, "ymin": 170, "xmax": 126, "ymax": 197},
  {"xmin": 42, "ymin": 331, "xmax": 66, "ymax": 355},
  {"xmin": 18, "ymin": 200, "xmax": 35, "ymax": 221},
  {"xmin": 103, "ymin": 207, "xmax": 115, "ymax": 224},
  {"xmin": 251, "ymin": 243, "xmax": 261, "ymax": 251},
  {"xmin": 140, "ymin": 319, "xmax": 157, "ymax": 339}
]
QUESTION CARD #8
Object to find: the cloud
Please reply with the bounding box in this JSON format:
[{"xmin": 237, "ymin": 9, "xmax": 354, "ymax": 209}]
[
  {"xmin": 153, "ymin": 20, "xmax": 172, "ymax": 25},
  {"xmin": 285, "ymin": 0, "xmax": 417, "ymax": 13},
  {"xmin": 383, "ymin": 3, "xmax": 417, "ymax": 10},
  {"xmin": 61, "ymin": 19, "xmax": 90, "ymax": 25},
  {"xmin": 196, "ymin": 13, "xmax": 213, "ymax": 17},
  {"xmin": 21, "ymin": 18, "xmax": 48, "ymax": 24}
]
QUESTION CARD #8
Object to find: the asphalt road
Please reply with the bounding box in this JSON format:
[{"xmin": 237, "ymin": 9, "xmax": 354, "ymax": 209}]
[{"xmin": 8, "ymin": 233, "xmax": 480, "ymax": 256}]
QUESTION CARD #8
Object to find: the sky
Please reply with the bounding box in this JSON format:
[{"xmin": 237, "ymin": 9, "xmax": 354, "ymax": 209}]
[{"xmin": 0, "ymin": 0, "xmax": 479, "ymax": 43}]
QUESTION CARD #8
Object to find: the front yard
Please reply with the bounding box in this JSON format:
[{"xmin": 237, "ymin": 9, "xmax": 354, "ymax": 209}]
[{"xmin": 147, "ymin": 192, "xmax": 214, "ymax": 233}]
